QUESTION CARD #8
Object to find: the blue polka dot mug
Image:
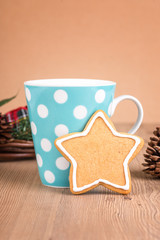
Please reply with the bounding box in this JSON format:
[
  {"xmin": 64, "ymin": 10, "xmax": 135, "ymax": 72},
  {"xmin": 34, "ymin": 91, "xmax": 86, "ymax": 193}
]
[{"xmin": 24, "ymin": 79, "xmax": 143, "ymax": 188}]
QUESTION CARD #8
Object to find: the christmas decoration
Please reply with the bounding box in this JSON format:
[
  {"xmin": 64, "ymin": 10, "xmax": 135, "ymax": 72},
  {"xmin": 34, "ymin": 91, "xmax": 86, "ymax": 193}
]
[
  {"xmin": 5, "ymin": 106, "xmax": 32, "ymax": 141},
  {"xmin": 143, "ymin": 127, "xmax": 160, "ymax": 177},
  {"xmin": 0, "ymin": 95, "xmax": 35, "ymax": 161}
]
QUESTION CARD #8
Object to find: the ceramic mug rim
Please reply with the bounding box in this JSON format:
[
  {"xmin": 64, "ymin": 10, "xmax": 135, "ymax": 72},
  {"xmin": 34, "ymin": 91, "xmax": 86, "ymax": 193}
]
[{"xmin": 24, "ymin": 79, "xmax": 116, "ymax": 87}]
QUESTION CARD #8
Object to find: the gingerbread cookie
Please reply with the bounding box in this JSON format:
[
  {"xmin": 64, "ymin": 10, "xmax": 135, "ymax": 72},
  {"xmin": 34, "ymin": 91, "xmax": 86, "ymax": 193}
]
[{"xmin": 54, "ymin": 110, "xmax": 144, "ymax": 194}]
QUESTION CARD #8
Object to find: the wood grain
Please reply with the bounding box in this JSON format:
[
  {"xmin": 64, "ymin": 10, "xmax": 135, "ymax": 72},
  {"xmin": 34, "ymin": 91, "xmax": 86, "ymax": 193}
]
[{"xmin": 0, "ymin": 124, "xmax": 160, "ymax": 240}]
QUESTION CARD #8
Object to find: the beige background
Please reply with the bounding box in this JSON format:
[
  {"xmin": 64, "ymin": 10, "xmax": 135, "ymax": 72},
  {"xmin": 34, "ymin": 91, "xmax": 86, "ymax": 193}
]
[{"xmin": 0, "ymin": 0, "xmax": 160, "ymax": 124}]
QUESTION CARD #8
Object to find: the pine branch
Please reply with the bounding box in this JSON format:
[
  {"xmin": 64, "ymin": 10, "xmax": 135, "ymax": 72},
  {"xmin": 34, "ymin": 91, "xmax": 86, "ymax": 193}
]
[
  {"xmin": 11, "ymin": 117, "xmax": 33, "ymax": 141},
  {"xmin": 0, "ymin": 94, "xmax": 17, "ymax": 107}
]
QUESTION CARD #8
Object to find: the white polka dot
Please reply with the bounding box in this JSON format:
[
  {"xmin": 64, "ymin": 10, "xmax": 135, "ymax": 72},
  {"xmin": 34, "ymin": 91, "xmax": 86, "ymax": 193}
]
[
  {"xmin": 25, "ymin": 88, "xmax": 31, "ymax": 101},
  {"xmin": 73, "ymin": 105, "xmax": 87, "ymax": 119},
  {"xmin": 36, "ymin": 154, "xmax": 43, "ymax": 167},
  {"xmin": 56, "ymin": 157, "xmax": 70, "ymax": 170},
  {"xmin": 95, "ymin": 89, "xmax": 106, "ymax": 103},
  {"xmin": 55, "ymin": 124, "xmax": 69, "ymax": 137},
  {"xmin": 41, "ymin": 138, "xmax": 52, "ymax": 152},
  {"xmin": 44, "ymin": 170, "xmax": 55, "ymax": 183},
  {"xmin": 37, "ymin": 104, "xmax": 48, "ymax": 118},
  {"xmin": 31, "ymin": 121, "xmax": 37, "ymax": 135},
  {"xmin": 54, "ymin": 90, "xmax": 68, "ymax": 104}
]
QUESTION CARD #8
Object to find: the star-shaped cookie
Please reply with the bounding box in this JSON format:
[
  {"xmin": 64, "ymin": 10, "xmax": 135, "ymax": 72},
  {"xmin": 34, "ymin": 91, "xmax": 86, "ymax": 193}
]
[{"xmin": 55, "ymin": 110, "xmax": 144, "ymax": 194}]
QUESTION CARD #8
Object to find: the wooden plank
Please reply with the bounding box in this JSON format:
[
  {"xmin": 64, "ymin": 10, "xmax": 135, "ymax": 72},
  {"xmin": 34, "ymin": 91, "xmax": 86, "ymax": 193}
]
[{"xmin": 0, "ymin": 124, "xmax": 159, "ymax": 240}]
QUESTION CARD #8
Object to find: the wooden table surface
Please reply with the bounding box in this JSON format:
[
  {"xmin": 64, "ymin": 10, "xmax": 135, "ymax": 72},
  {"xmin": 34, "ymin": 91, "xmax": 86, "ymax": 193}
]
[{"xmin": 0, "ymin": 124, "xmax": 160, "ymax": 240}]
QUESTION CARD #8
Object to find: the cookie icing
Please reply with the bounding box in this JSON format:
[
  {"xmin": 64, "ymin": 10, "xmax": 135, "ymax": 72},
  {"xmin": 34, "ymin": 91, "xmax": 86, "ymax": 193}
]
[{"xmin": 55, "ymin": 111, "xmax": 141, "ymax": 192}]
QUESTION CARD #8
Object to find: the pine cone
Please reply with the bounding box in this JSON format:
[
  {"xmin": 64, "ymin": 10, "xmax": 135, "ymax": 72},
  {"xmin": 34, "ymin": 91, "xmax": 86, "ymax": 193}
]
[
  {"xmin": 0, "ymin": 113, "xmax": 14, "ymax": 144},
  {"xmin": 143, "ymin": 127, "xmax": 160, "ymax": 177}
]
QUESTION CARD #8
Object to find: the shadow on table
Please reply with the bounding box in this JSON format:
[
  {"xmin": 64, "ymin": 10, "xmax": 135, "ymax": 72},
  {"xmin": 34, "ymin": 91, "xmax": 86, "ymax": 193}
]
[
  {"xmin": 131, "ymin": 169, "xmax": 159, "ymax": 181},
  {"xmin": 1, "ymin": 161, "xmax": 158, "ymax": 198},
  {"xmin": 62, "ymin": 186, "xmax": 123, "ymax": 196}
]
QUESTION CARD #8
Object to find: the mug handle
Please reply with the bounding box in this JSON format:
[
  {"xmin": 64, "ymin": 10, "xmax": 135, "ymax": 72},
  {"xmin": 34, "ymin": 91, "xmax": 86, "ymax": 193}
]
[{"xmin": 108, "ymin": 95, "xmax": 143, "ymax": 134}]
